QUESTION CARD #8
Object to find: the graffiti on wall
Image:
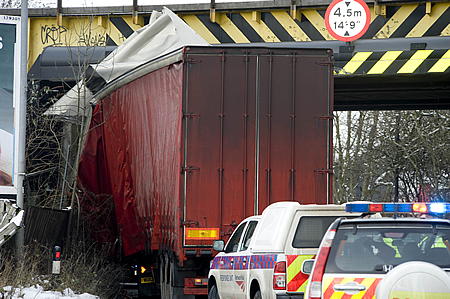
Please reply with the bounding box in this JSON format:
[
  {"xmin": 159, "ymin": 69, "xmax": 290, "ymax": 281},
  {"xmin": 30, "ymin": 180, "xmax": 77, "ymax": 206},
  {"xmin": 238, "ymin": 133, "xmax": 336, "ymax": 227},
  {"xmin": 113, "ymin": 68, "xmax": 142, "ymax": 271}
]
[
  {"xmin": 41, "ymin": 25, "xmax": 67, "ymax": 45},
  {"xmin": 40, "ymin": 24, "xmax": 108, "ymax": 46},
  {"xmin": 78, "ymin": 31, "xmax": 108, "ymax": 47}
]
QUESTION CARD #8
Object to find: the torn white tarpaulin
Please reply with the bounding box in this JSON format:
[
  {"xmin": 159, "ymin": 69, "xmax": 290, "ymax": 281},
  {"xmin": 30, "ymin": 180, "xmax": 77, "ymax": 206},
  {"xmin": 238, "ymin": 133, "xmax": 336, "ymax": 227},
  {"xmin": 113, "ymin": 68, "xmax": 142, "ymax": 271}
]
[
  {"xmin": 93, "ymin": 7, "xmax": 209, "ymax": 83},
  {"xmin": 45, "ymin": 7, "xmax": 208, "ymax": 118},
  {"xmin": 44, "ymin": 80, "xmax": 92, "ymax": 117},
  {"xmin": 0, "ymin": 199, "xmax": 24, "ymax": 246}
]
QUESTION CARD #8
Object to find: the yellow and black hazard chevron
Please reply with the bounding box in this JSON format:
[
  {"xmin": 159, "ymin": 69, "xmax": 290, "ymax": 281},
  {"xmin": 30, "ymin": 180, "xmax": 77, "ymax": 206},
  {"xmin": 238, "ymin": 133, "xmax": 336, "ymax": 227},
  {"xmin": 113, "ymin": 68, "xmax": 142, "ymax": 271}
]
[
  {"xmin": 323, "ymin": 276, "xmax": 382, "ymax": 298},
  {"xmin": 25, "ymin": 2, "xmax": 450, "ymax": 69},
  {"xmin": 286, "ymin": 255, "xmax": 314, "ymax": 293},
  {"xmin": 179, "ymin": 3, "xmax": 450, "ymax": 44},
  {"xmin": 336, "ymin": 49, "xmax": 450, "ymax": 75}
]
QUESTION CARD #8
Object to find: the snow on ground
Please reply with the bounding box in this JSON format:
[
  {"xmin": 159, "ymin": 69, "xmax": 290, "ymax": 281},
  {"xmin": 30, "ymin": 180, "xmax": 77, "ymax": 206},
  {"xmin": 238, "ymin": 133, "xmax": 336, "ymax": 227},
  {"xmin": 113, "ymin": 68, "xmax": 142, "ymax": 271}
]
[{"xmin": 3, "ymin": 286, "xmax": 98, "ymax": 299}]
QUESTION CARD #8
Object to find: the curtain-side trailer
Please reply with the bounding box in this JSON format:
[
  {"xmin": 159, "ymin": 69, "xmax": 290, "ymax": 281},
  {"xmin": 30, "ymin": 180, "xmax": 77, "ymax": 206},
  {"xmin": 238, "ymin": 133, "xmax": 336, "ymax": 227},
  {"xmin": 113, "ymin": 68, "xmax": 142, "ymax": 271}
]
[{"xmin": 78, "ymin": 46, "xmax": 334, "ymax": 298}]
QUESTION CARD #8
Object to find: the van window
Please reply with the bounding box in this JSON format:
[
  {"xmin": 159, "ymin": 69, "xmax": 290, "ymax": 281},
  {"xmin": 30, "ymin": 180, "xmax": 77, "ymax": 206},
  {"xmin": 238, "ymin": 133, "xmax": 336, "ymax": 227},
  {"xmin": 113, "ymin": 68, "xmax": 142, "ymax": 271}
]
[
  {"xmin": 225, "ymin": 222, "xmax": 246, "ymax": 253},
  {"xmin": 241, "ymin": 221, "xmax": 258, "ymax": 251},
  {"xmin": 292, "ymin": 216, "xmax": 339, "ymax": 248}
]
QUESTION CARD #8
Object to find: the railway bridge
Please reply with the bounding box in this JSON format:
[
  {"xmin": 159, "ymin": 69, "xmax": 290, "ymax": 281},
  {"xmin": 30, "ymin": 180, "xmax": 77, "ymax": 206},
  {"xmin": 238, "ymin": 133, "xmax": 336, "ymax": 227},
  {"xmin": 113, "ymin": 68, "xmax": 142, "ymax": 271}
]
[{"xmin": 2, "ymin": 0, "xmax": 450, "ymax": 110}]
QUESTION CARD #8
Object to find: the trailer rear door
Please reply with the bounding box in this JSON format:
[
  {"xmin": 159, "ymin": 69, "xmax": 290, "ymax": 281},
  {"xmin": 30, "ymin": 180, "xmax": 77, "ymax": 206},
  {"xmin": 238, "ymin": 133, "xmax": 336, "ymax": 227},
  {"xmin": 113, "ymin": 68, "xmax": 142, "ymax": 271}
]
[{"xmin": 181, "ymin": 47, "xmax": 333, "ymax": 246}]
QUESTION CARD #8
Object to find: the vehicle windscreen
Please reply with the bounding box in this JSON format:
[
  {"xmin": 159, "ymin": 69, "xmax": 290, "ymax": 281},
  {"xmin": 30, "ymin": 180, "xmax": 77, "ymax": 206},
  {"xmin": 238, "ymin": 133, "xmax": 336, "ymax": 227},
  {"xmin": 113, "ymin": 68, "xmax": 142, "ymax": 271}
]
[
  {"xmin": 292, "ymin": 216, "xmax": 341, "ymax": 248},
  {"xmin": 325, "ymin": 222, "xmax": 450, "ymax": 274}
]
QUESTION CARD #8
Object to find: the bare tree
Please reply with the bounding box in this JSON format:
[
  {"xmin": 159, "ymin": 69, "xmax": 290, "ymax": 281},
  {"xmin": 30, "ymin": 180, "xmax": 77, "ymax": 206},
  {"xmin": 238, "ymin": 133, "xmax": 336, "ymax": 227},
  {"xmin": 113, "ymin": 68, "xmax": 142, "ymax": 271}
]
[
  {"xmin": 25, "ymin": 15, "xmax": 115, "ymax": 249},
  {"xmin": 334, "ymin": 110, "xmax": 450, "ymax": 204}
]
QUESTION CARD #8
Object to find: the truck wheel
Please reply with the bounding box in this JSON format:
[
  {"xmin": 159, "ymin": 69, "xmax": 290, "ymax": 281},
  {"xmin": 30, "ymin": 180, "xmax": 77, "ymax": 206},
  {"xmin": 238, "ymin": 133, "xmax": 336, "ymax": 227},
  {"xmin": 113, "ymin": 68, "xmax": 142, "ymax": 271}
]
[
  {"xmin": 159, "ymin": 256, "xmax": 166, "ymax": 299},
  {"xmin": 254, "ymin": 290, "xmax": 261, "ymax": 299},
  {"xmin": 208, "ymin": 285, "xmax": 219, "ymax": 299},
  {"xmin": 160, "ymin": 254, "xmax": 173, "ymax": 299}
]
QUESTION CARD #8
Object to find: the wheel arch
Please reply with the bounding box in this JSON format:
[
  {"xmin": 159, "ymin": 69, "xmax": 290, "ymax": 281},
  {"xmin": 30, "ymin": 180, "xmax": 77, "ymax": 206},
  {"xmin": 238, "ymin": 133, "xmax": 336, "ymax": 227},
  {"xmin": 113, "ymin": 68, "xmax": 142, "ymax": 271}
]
[
  {"xmin": 208, "ymin": 275, "xmax": 217, "ymax": 292},
  {"xmin": 250, "ymin": 278, "xmax": 261, "ymax": 299}
]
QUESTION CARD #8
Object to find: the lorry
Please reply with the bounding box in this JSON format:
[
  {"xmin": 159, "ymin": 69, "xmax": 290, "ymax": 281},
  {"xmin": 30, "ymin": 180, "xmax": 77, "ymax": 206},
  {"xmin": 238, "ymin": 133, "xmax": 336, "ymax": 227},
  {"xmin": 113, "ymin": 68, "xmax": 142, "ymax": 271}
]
[{"xmin": 77, "ymin": 42, "xmax": 334, "ymax": 297}]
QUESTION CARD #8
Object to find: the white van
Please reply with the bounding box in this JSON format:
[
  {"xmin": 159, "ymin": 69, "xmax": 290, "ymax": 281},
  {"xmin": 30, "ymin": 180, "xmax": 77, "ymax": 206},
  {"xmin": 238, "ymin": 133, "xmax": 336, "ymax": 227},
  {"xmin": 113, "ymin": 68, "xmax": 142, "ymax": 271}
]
[{"xmin": 207, "ymin": 201, "xmax": 356, "ymax": 299}]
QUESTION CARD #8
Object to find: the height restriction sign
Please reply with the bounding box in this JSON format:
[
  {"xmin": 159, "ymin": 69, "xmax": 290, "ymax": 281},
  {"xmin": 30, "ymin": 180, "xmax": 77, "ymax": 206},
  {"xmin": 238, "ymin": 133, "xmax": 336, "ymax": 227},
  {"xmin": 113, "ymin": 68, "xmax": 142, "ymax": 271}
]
[{"xmin": 325, "ymin": 0, "xmax": 370, "ymax": 42}]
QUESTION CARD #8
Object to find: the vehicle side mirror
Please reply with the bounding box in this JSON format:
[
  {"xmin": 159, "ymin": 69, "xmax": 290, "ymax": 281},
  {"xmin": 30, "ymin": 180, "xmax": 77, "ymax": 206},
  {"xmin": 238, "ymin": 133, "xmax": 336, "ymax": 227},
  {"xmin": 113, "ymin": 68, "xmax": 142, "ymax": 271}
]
[
  {"xmin": 301, "ymin": 259, "xmax": 315, "ymax": 275},
  {"xmin": 212, "ymin": 240, "xmax": 225, "ymax": 252}
]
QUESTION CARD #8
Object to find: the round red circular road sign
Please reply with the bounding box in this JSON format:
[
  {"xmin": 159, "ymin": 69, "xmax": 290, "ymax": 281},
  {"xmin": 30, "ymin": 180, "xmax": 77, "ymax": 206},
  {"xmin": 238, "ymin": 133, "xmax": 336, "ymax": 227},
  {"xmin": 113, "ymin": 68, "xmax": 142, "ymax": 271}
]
[{"xmin": 325, "ymin": 0, "xmax": 371, "ymax": 42}]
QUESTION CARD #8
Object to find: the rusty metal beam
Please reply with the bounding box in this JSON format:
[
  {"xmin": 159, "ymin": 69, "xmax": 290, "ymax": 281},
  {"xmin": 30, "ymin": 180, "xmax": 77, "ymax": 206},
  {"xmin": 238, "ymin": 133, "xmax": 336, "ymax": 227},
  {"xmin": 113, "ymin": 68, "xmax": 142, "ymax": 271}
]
[
  {"xmin": 56, "ymin": 0, "xmax": 62, "ymax": 25},
  {"xmin": 0, "ymin": 0, "xmax": 428, "ymax": 17},
  {"xmin": 210, "ymin": 0, "xmax": 216, "ymax": 23}
]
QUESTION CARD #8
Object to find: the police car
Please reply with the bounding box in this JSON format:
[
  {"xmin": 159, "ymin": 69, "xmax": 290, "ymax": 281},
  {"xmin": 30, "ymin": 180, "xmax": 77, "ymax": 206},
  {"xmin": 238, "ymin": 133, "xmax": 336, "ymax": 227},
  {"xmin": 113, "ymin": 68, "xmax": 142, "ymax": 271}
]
[
  {"xmin": 303, "ymin": 202, "xmax": 450, "ymax": 299},
  {"xmin": 207, "ymin": 201, "xmax": 358, "ymax": 299}
]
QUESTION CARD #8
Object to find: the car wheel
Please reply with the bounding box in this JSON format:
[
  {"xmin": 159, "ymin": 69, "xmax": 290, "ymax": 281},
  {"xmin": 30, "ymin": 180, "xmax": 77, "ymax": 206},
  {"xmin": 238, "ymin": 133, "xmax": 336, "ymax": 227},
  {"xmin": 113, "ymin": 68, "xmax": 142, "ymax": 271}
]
[
  {"xmin": 254, "ymin": 290, "xmax": 261, "ymax": 299},
  {"xmin": 208, "ymin": 285, "xmax": 219, "ymax": 299}
]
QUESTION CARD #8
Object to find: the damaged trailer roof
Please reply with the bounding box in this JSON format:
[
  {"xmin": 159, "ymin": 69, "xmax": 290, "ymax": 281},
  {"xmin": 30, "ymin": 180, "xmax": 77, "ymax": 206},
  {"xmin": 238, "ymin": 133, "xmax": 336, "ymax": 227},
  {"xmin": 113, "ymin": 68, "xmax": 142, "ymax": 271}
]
[{"xmin": 41, "ymin": 7, "xmax": 209, "ymax": 117}]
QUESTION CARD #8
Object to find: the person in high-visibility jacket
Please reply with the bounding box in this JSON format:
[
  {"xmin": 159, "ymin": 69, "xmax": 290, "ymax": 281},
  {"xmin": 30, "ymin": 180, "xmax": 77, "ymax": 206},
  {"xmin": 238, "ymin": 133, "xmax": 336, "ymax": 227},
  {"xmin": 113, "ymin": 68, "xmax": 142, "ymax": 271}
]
[
  {"xmin": 419, "ymin": 235, "xmax": 449, "ymax": 249},
  {"xmin": 383, "ymin": 238, "xmax": 401, "ymax": 258}
]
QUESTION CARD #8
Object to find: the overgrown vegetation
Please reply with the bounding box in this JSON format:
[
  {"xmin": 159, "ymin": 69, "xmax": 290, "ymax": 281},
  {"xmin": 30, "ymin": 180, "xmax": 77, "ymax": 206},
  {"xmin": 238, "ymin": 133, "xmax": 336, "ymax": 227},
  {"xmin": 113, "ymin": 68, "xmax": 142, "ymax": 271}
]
[
  {"xmin": 9, "ymin": 14, "xmax": 125, "ymax": 297},
  {"xmin": 21, "ymin": 78, "xmax": 128, "ymax": 297},
  {"xmin": 0, "ymin": 235, "xmax": 130, "ymax": 298}
]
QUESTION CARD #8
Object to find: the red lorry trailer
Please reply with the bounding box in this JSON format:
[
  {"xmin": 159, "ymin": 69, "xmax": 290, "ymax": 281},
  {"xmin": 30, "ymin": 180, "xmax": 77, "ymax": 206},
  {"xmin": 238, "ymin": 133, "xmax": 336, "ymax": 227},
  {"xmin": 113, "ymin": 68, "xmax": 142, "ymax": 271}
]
[{"xmin": 78, "ymin": 46, "xmax": 334, "ymax": 298}]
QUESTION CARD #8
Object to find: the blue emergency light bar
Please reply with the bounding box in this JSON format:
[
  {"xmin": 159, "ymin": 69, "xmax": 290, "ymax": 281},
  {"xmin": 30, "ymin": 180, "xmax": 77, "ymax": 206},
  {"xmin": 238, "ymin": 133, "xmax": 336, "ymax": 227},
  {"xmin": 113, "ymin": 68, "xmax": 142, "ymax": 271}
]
[{"xmin": 345, "ymin": 202, "xmax": 450, "ymax": 214}]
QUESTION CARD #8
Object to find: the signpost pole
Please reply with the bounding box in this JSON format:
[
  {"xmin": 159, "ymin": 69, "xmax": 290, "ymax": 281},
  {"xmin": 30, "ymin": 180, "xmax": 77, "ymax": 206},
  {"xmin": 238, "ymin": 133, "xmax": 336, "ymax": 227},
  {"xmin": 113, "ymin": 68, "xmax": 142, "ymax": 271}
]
[{"xmin": 15, "ymin": 0, "xmax": 28, "ymax": 259}]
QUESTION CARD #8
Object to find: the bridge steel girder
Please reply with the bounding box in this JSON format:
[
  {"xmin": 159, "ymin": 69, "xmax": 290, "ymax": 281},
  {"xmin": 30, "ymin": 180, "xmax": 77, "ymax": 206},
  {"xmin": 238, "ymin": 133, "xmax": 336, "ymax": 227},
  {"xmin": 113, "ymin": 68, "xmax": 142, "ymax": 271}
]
[
  {"xmin": 2, "ymin": 0, "xmax": 450, "ymax": 110},
  {"xmin": 1, "ymin": 0, "xmax": 449, "ymax": 69}
]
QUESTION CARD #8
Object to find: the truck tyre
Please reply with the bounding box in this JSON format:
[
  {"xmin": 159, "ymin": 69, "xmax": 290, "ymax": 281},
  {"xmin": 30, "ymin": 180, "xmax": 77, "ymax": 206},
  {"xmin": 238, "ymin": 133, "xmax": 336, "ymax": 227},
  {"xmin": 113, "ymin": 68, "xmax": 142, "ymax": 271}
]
[
  {"xmin": 159, "ymin": 256, "xmax": 166, "ymax": 299},
  {"xmin": 160, "ymin": 254, "xmax": 173, "ymax": 299},
  {"xmin": 254, "ymin": 290, "xmax": 261, "ymax": 299},
  {"xmin": 208, "ymin": 285, "xmax": 219, "ymax": 299}
]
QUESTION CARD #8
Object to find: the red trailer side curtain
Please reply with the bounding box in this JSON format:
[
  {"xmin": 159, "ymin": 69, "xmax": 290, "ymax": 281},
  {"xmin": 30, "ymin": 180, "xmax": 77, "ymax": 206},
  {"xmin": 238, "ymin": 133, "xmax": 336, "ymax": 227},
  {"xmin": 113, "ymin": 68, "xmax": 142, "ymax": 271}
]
[{"xmin": 78, "ymin": 63, "xmax": 183, "ymax": 256}]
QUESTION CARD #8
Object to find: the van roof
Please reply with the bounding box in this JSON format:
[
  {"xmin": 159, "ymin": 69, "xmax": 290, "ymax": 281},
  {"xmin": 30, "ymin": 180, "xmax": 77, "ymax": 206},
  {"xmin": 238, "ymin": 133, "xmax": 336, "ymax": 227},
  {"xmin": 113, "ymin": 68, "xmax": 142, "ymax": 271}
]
[{"xmin": 250, "ymin": 202, "xmax": 350, "ymax": 253}]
